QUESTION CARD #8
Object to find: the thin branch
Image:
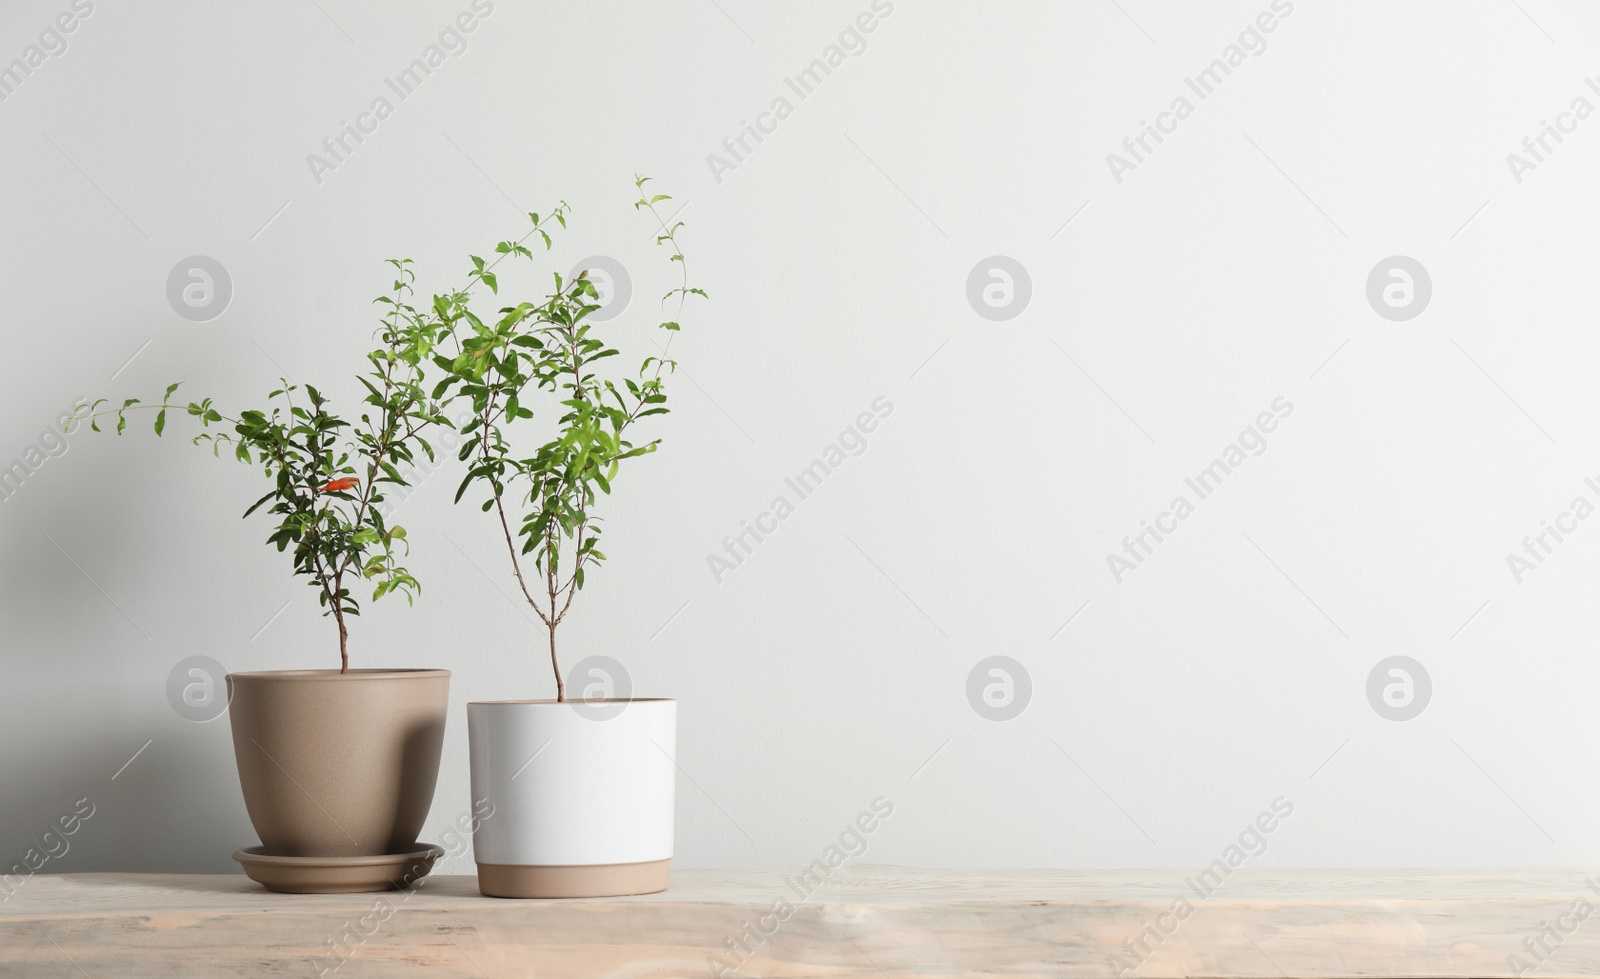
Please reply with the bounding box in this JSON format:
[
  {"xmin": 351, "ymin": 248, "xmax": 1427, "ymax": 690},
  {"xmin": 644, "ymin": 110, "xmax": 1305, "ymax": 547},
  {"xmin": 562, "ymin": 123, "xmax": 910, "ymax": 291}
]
[{"xmin": 493, "ymin": 491, "xmax": 550, "ymax": 628}]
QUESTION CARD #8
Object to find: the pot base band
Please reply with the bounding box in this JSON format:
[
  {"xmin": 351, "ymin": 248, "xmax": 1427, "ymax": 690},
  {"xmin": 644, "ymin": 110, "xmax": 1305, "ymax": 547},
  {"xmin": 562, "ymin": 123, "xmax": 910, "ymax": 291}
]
[{"xmin": 476, "ymin": 859, "xmax": 671, "ymax": 898}]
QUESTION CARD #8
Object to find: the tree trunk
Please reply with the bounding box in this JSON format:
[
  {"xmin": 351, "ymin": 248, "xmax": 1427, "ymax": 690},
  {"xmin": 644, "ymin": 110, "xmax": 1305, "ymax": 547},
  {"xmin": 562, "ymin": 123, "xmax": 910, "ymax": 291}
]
[
  {"xmin": 548, "ymin": 622, "xmax": 564, "ymax": 702},
  {"xmin": 334, "ymin": 597, "xmax": 349, "ymax": 674}
]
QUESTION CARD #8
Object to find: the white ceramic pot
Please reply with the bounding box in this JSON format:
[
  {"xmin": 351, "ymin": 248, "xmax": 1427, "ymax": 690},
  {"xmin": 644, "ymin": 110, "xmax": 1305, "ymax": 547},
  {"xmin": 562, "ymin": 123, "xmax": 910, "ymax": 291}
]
[{"xmin": 468, "ymin": 698, "xmax": 676, "ymax": 898}]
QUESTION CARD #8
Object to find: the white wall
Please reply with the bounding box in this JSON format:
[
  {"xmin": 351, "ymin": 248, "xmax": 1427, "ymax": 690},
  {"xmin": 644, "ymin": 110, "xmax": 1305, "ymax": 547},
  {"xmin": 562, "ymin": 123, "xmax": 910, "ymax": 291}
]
[{"xmin": 3, "ymin": 0, "xmax": 1600, "ymax": 875}]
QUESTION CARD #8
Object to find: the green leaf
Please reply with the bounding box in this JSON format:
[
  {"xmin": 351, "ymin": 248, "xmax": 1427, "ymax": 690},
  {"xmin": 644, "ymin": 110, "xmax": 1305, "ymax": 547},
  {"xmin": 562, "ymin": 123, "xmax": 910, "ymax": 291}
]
[{"xmin": 243, "ymin": 490, "xmax": 277, "ymax": 518}]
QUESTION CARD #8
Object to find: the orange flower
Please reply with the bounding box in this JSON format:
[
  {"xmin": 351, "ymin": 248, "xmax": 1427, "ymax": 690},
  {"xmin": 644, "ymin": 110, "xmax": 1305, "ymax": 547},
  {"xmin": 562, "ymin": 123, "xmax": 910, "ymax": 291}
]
[{"xmin": 321, "ymin": 477, "xmax": 360, "ymax": 492}]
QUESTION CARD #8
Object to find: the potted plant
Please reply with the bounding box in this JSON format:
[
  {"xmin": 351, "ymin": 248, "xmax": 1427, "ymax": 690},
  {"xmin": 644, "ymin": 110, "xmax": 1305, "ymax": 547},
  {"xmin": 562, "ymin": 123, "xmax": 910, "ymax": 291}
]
[
  {"xmin": 78, "ymin": 260, "xmax": 462, "ymax": 892},
  {"xmin": 433, "ymin": 178, "xmax": 703, "ymax": 898}
]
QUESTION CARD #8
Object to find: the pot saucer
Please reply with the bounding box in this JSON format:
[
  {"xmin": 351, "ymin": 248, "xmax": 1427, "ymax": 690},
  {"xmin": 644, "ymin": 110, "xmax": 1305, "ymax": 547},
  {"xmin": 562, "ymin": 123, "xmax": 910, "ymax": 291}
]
[{"xmin": 233, "ymin": 844, "xmax": 446, "ymax": 894}]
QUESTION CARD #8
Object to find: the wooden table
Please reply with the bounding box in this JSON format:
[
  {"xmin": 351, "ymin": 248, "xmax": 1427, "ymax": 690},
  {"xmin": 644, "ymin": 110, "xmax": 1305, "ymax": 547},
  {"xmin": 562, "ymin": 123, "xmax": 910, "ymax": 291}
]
[{"xmin": 3, "ymin": 865, "xmax": 1598, "ymax": 977}]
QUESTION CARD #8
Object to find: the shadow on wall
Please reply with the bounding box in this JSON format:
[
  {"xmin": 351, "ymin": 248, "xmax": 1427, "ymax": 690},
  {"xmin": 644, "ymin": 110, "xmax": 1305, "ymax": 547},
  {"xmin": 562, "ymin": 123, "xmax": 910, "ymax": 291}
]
[
  {"xmin": 0, "ymin": 416, "xmax": 262, "ymax": 875},
  {"xmin": 0, "ymin": 680, "xmax": 254, "ymax": 879}
]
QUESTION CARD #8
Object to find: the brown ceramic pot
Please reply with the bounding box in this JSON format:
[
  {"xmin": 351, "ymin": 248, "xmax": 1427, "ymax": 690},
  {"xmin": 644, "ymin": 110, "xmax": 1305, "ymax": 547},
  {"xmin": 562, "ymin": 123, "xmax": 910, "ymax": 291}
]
[{"xmin": 226, "ymin": 669, "xmax": 450, "ymax": 858}]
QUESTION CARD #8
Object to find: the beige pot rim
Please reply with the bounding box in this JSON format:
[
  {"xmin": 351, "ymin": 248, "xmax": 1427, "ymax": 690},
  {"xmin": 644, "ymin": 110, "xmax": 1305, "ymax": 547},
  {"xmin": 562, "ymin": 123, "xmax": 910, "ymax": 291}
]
[
  {"xmin": 468, "ymin": 697, "xmax": 674, "ymax": 707},
  {"xmin": 228, "ymin": 669, "xmax": 452, "ymax": 682}
]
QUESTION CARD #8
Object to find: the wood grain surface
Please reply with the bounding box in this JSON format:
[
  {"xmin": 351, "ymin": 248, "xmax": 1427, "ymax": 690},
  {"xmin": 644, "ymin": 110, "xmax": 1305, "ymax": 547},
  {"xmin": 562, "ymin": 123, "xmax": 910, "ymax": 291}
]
[{"xmin": 3, "ymin": 865, "xmax": 1599, "ymax": 978}]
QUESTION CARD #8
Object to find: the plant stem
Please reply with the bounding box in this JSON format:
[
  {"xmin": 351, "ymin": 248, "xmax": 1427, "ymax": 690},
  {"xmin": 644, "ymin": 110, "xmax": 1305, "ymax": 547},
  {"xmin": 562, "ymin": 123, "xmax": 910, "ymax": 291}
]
[
  {"xmin": 287, "ymin": 404, "xmax": 351, "ymax": 674},
  {"xmin": 334, "ymin": 597, "xmax": 349, "ymax": 674},
  {"xmin": 311, "ymin": 551, "xmax": 349, "ymax": 673},
  {"xmin": 492, "ymin": 494, "xmax": 543, "ymax": 620},
  {"xmin": 480, "ymin": 399, "xmax": 564, "ymax": 700},
  {"xmin": 335, "ymin": 342, "xmax": 402, "ymax": 582},
  {"xmin": 548, "ymin": 620, "xmax": 564, "ymax": 702},
  {"xmin": 544, "ymin": 522, "xmax": 564, "ymax": 701},
  {"xmin": 599, "ymin": 195, "xmax": 691, "ymax": 453}
]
